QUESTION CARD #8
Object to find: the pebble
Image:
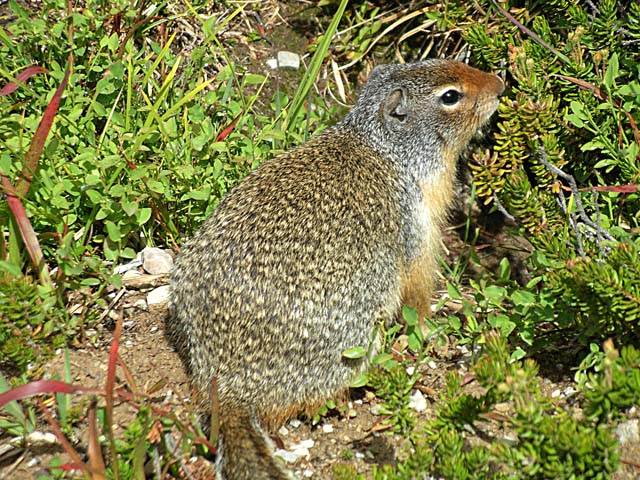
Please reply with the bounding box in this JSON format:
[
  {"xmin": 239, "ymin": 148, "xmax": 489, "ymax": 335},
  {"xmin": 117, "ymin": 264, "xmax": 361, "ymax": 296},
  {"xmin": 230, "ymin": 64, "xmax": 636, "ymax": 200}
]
[
  {"xmin": 616, "ymin": 419, "xmax": 639, "ymax": 445},
  {"xmin": 289, "ymin": 419, "xmax": 302, "ymax": 428},
  {"xmin": 322, "ymin": 424, "xmax": 334, "ymax": 433},
  {"xmin": 10, "ymin": 431, "xmax": 57, "ymax": 448},
  {"xmin": 406, "ymin": 366, "xmax": 415, "ymax": 376},
  {"xmin": 274, "ymin": 439, "xmax": 315, "ymax": 464},
  {"xmin": 354, "ymin": 452, "xmax": 365, "ymax": 459},
  {"xmin": 370, "ymin": 404, "xmax": 383, "ymax": 415},
  {"xmin": 551, "ymin": 389, "xmax": 561, "ymax": 398},
  {"xmin": 114, "ymin": 258, "xmax": 142, "ymax": 274},
  {"xmin": 133, "ymin": 299, "xmax": 148, "ymax": 311},
  {"xmin": 274, "ymin": 449, "xmax": 303, "ymax": 464},
  {"xmin": 140, "ymin": 247, "xmax": 174, "ymax": 275},
  {"xmin": 427, "ymin": 360, "xmax": 438, "ymax": 369},
  {"xmin": 147, "ymin": 285, "xmax": 171, "ymax": 305},
  {"xmin": 122, "ymin": 270, "xmax": 144, "ymax": 282},
  {"xmin": 266, "ymin": 51, "xmax": 301, "ymax": 70},
  {"xmin": 408, "ymin": 390, "xmax": 427, "ymax": 412},
  {"xmin": 279, "ymin": 426, "xmax": 289, "ymax": 436},
  {"xmin": 298, "ymin": 439, "xmax": 314, "ymax": 449},
  {"xmin": 302, "ymin": 470, "xmax": 314, "ymax": 478}
]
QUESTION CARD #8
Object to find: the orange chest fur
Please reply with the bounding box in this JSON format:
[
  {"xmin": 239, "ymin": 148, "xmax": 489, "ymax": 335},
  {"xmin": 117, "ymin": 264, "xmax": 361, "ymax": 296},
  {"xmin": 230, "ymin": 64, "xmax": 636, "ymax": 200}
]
[{"xmin": 399, "ymin": 159, "xmax": 458, "ymax": 319}]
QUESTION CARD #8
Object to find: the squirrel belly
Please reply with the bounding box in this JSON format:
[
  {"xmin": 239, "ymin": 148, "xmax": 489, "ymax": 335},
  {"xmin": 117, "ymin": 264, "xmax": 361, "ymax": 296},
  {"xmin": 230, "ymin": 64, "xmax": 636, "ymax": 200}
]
[{"xmin": 168, "ymin": 59, "xmax": 504, "ymax": 479}]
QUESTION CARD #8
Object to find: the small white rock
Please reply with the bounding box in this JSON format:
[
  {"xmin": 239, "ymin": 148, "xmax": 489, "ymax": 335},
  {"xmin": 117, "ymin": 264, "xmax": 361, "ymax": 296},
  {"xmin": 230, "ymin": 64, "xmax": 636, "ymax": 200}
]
[
  {"xmin": 428, "ymin": 360, "xmax": 438, "ymax": 369},
  {"xmin": 266, "ymin": 51, "xmax": 301, "ymax": 70},
  {"xmin": 408, "ymin": 390, "xmax": 427, "ymax": 413},
  {"xmin": 562, "ymin": 386, "xmax": 577, "ymax": 397},
  {"xmin": 121, "ymin": 269, "xmax": 143, "ymax": 282},
  {"xmin": 278, "ymin": 425, "xmax": 289, "ymax": 436},
  {"xmin": 147, "ymin": 285, "xmax": 171, "ymax": 305},
  {"xmin": 551, "ymin": 389, "xmax": 561, "ymax": 398},
  {"xmin": 406, "ymin": 366, "xmax": 415, "ymax": 376},
  {"xmin": 114, "ymin": 258, "xmax": 142, "ymax": 274},
  {"xmin": 353, "ymin": 399, "xmax": 363, "ymax": 405},
  {"xmin": 322, "ymin": 424, "xmax": 334, "ymax": 433},
  {"xmin": 274, "ymin": 449, "xmax": 303, "ymax": 464},
  {"xmin": 11, "ymin": 431, "xmax": 57, "ymax": 448},
  {"xmin": 297, "ymin": 439, "xmax": 314, "ymax": 449},
  {"xmin": 289, "ymin": 419, "xmax": 302, "ymax": 428},
  {"xmin": 616, "ymin": 419, "xmax": 640, "ymax": 445},
  {"xmin": 150, "ymin": 326, "xmax": 158, "ymax": 334},
  {"xmin": 370, "ymin": 404, "xmax": 383, "ymax": 415},
  {"xmin": 302, "ymin": 470, "xmax": 314, "ymax": 478},
  {"xmin": 141, "ymin": 247, "xmax": 174, "ymax": 275},
  {"xmin": 133, "ymin": 299, "xmax": 148, "ymax": 311},
  {"xmin": 354, "ymin": 451, "xmax": 365, "ymax": 459},
  {"xmin": 273, "ymin": 439, "xmax": 314, "ymax": 464}
]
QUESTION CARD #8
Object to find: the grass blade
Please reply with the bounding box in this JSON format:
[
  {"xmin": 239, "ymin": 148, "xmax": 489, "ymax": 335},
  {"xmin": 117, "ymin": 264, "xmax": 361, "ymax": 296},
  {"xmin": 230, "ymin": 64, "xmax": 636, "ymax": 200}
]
[
  {"xmin": 17, "ymin": 62, "xmax": 71, "ymax": 198},
  {"xmin": 0, "ymin": 175, "xmax": 50, "ymax": 287},
  {"xmin": 284, "ymin": 0, "xmax": 349, "ymax": 136},
  {"xmin": 105, "ymin": 314, "xmax": 123, "ymax": 480},
  {"xmin": 0, "ymin": 66, "xmax": 48, "ymax": 96},
  {"xmin": 87, "ymin": 399, "xmax": 107, "ymax": 480},
  {"xmin": 0, "ymin": 380, "xmax": 98, "ymax": 408}
]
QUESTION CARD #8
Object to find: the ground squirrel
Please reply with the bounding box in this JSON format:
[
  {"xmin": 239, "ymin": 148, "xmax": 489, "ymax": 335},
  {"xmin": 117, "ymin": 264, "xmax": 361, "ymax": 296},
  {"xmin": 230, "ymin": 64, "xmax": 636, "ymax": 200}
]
[{"xmin": 169, "ymin": 59, "xmax": 504, "ymax": 479}]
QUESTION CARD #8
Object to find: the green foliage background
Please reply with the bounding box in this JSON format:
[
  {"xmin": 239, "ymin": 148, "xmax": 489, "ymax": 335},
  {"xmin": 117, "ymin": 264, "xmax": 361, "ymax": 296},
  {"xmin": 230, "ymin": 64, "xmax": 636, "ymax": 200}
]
[{"xmin": 1, "ymin": 0, "xmax": 639, "ymax": 478}]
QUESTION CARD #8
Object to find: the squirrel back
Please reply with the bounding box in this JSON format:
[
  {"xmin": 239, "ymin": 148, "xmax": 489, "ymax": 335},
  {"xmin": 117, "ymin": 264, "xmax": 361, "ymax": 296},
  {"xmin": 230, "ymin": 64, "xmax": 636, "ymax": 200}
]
[{"xmin": 169, "ymin": 59, "xmax": 504, "ymax": 479}]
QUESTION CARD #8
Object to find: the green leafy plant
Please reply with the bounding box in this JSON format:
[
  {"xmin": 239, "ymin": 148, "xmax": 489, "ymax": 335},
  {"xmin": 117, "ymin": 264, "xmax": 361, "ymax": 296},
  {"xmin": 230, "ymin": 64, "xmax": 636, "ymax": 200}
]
[
  {"xmin": 0, "ymin": 275, "xmax": 68, "ymax": 374},
  {"xmin": 427, "ymin": 333, "xmax": 619, "ymax": 478},
  {"xmin": 0, "ymin": 371, "xmax": 36, "ymax": 438},
  {"xmin": 580, "ymin": 340, "xmax": 640, "ymax": 422}
]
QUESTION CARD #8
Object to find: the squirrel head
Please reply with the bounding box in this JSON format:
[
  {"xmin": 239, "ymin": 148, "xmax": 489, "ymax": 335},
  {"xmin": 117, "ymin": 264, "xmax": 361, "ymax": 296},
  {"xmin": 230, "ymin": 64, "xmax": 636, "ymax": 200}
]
[{"xmin": 344, "ymin": 60, "xmax": 505, "ymax": 178}]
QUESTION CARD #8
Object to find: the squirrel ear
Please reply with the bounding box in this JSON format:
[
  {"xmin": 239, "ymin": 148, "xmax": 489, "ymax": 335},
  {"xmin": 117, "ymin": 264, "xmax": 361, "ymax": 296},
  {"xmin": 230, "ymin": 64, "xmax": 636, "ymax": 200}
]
[{"xmin": 383, "ymin": 87, "xmax": 409, "ymax": 124}]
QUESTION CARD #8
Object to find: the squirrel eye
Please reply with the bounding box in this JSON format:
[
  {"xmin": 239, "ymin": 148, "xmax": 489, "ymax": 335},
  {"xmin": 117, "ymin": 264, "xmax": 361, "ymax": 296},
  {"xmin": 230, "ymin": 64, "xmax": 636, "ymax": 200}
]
[{"xmin": 440, "ymin": 89, "xmax": 463, "ymax": 106}]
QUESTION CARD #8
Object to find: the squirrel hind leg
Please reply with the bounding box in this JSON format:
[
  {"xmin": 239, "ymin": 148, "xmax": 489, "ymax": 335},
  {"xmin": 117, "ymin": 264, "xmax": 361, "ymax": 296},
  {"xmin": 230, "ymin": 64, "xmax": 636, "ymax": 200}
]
[{"xmin": 217, "ymin": 408, "xmax": 293, "ymax": 480}]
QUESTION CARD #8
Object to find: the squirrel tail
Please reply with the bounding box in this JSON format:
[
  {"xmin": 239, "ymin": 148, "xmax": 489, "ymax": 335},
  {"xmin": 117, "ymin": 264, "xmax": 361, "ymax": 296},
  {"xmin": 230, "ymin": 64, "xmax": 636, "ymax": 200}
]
[{"xmin": 216, "ymin": 407, "xmax": 292, "ymax": 480}]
